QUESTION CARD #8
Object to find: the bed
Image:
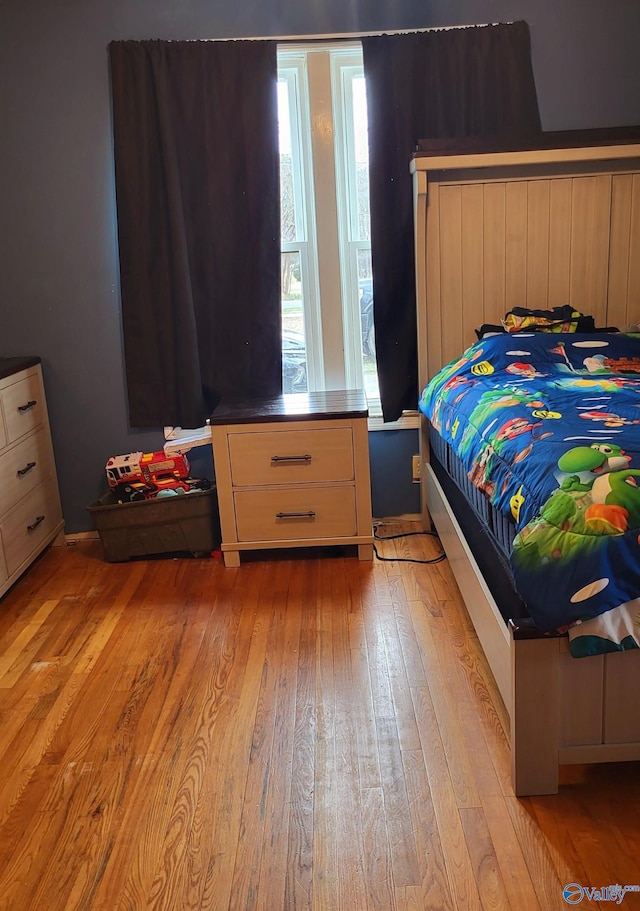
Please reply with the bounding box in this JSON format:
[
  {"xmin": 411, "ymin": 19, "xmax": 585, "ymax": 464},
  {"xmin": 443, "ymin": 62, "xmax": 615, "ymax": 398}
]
[{"xmin": 411, "ymin": 130, "xmax": 640, "ymax": 795}]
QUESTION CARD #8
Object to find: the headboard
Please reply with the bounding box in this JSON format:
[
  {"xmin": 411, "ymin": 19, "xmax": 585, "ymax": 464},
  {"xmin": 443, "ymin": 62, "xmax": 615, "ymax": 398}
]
[{"xmin": 411, "ymin": 132, "xmax": 640, "ymax": 390}]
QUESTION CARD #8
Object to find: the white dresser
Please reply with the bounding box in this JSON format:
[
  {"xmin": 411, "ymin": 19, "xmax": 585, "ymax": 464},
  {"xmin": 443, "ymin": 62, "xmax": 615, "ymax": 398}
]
[
  {"xmin": 0, "ymin": 358, "xmax": 64, "ymax": 597},
  {"xmin": 210, "ymin": 390, "xmax": 373, "ymax": 567}
]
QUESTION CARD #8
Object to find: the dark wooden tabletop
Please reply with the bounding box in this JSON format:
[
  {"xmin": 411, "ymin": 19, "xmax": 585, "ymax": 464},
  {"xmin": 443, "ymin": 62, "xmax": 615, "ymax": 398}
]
[
  {"xmin": 210, "ymin": 389, "xmax": 368, "ymax": 425},
  {"xmin": 0, "ymin": 356, "xmax": 41, "ymax": 381}
]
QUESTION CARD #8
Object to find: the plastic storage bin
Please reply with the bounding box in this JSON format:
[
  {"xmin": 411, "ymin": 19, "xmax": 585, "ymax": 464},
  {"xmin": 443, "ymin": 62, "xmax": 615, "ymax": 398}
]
[{"xmin": 87, "ymin": 487, "xmax": 221, "ymax": 562}]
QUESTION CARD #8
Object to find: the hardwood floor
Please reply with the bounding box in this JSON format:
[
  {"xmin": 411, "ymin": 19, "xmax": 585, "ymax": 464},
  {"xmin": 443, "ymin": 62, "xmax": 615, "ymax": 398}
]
[{"xmin": 0, "ymin": 525, "xmax": 639, "ymax": 910}]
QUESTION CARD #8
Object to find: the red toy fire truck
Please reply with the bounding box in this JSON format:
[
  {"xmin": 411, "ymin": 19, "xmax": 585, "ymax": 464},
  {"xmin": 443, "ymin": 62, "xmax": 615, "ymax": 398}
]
[{"xmin": 105, "ymin": 450, "xmax": 193, "ymax": 500}]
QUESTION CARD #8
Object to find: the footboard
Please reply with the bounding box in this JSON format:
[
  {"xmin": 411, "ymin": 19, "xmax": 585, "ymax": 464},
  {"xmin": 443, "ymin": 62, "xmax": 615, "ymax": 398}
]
[{"xmin": 511, "ymin": 627, "xmax": 640, "ymax": 794}]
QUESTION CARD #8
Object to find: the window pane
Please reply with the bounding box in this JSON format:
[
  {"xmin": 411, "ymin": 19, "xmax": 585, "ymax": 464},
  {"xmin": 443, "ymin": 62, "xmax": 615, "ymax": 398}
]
[
  {"xmin": 357, "ymin": 249, "xmax": 379, "ymax": 402},
  {"xmin": 352, "ymin": 76, "xmax": 370, "ymax": 242},
  {"xmin": 278, "ymin": 78, "xmax": 301, "ymax": 243},
  {"xmin": 282, "ymin": 251, "xmax": 308, "ymax": 394},
  {"xmin": 278, "ymin": 47, "xmax": 378, "ymax": 406}
]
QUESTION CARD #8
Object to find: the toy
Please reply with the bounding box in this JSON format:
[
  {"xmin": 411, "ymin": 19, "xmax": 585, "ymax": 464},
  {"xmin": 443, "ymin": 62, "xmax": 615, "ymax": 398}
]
[
  {"xmin": 113, "ymin": 481, "xmax": 150, "ymax": 503},
  {"xmin": 105, "ymin": 450, "xmax": 189, "ymax": 490},
  {"xmin": 106, "ymin": 450, "xmax": 212, "ymax": 502}
]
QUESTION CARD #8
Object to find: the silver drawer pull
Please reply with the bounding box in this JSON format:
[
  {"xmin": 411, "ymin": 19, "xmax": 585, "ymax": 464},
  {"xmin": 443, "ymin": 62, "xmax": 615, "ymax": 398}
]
[
  {"xmin": 27, "ymin": 514, "xmax": 46, "ymax": 532},
  {"xmin": 270, "ymin": 454, "xmax": 312, "ymax": 463},
  {"xmin": 18, "ymin": 400, "xmax": 38, "ymax": 413},
  {"xmin": 276, "ymin": 510, "xmax": 316, "ymax": 519},
  {"xmin": 17, "ymin": 461, "xmax": 37, "ymax": 477}
]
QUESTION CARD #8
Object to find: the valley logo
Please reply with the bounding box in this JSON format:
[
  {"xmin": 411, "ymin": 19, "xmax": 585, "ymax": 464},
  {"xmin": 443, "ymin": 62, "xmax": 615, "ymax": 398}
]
[{"xmin": 563, "ymin": 883, "xmax": 640, "ymax": 904}]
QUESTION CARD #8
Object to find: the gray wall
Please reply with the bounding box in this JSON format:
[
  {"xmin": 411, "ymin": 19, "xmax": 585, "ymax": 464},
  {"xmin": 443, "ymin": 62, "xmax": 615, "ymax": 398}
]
[{"xmin": 2, "ymin": 0, "xmax": 640, "ymax": 533}]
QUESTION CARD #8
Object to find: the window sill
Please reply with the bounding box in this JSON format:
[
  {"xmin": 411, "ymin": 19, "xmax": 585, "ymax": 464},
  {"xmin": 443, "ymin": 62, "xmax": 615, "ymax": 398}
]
[
  {"xmin": 367, "ymin": 411, "xmax": 420, "ymax": 431},
  {"xmin": 163, "ymin": 409, "xmax": 420, "ymax": 453},
  {"xmin": 164, "ymin": 423, "xmax": 211, "ymax": 454}
]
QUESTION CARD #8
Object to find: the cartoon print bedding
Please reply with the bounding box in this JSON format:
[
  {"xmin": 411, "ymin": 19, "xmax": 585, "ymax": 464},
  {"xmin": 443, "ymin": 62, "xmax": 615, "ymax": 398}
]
[{"xmin": 419, "ymin": 331, "xmax": 640, "ymax": 658}]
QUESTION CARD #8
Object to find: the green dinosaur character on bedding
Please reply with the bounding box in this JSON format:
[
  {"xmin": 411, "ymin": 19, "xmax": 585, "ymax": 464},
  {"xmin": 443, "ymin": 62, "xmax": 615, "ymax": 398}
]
[{"xmin": 557, "ymin": 443, "xmax": 640, "ymax": 534}]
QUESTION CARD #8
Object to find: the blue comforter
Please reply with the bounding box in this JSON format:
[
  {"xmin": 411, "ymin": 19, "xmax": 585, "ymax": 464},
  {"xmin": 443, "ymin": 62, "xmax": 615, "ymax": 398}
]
[{"xmin": 419, "ymin": 331, "xmax": 640, "ymax": 655}]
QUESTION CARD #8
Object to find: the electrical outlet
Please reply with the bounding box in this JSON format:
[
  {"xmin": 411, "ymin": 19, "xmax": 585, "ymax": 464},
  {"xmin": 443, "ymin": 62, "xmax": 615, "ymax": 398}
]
[{"xmin": 412, "ymin": 454, "xmax": 421, "ymax": 483}]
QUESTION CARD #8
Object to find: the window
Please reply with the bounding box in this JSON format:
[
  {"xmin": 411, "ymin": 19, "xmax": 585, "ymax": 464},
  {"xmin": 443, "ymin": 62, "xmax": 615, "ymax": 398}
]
[
  {"xmin": 165, "ymin": 41, "xmax": 388, "ymax": 453},
  {"xmin": 278, "ymin": 43, "xmax": 380, "ymax": 411}
]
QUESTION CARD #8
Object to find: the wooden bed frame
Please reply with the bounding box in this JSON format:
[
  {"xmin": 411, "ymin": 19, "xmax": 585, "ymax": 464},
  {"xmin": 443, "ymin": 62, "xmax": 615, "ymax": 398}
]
[{"xmin": 411, "ymin": 131, "xmax": 640, "ymax": 795}]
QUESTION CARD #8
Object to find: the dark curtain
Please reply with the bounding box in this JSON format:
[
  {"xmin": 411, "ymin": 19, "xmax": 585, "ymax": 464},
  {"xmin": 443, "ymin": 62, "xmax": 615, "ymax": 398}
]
[
  {"xmin": 109, "ymin": 40, "xmax": 281, "ymax": 429},
  {"xmin": 362, "ymin": 22, "xmax": 541, "ymax": 422}
]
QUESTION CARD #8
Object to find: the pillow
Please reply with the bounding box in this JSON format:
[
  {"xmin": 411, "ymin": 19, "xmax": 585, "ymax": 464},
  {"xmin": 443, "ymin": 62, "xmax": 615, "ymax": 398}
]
[
  {"xmin": 475, "ymin": 308, "xmax": 619, "ymax": 340},
  {"xmin": 502, "ymin": 306, "xmax": 592, "ymax": 334}
]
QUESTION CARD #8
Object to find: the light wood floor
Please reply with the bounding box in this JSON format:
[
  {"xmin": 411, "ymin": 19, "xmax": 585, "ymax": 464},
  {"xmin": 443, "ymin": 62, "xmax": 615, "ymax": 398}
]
[{"xmin": 0, "ymin": 525, "xmax": 639, "ymax": 911}]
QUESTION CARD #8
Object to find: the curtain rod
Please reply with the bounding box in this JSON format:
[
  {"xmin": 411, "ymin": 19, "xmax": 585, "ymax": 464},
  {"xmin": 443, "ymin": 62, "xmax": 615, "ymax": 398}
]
[{"xmin": 202, "ymin": 23, "xmax": 512, "ymax": 43}]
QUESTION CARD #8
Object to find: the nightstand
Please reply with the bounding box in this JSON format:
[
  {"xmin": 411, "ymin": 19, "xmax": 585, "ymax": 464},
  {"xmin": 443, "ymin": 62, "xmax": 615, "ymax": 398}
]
[{"xmin": 210, "ymin": 390, "xmax": 373, "ymax": 567}]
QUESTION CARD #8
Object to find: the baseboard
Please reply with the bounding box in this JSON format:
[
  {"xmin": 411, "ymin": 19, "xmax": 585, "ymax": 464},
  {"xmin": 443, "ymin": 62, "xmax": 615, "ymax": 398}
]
[
  {"xmin": 65, "ymin": 531, "xmax": 100, "ymax": 544},
  {"xmin": 373, "ymin": 513, "xmax": 422, "ymax": 524}
]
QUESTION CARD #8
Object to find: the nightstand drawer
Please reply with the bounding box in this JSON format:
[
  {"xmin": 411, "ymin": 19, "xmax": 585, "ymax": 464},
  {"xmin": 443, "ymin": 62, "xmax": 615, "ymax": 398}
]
[
  {"xmin": 228, "ymin": 427, "xmax": 354, "ymax": 487},
  {"xmin": 1, "ymin": 481, "xmax": 61, "ymax": 577},
  {"xmin": 2, "ymin": 372, "xmax": 45, "ymax": 444},
  {"xmin": 234, "ymin": 486, "xmax": 357, "ymax": 541},
  {"xmin": 0, "ymin": 428, "xmax": 56, "ymax": 516}
]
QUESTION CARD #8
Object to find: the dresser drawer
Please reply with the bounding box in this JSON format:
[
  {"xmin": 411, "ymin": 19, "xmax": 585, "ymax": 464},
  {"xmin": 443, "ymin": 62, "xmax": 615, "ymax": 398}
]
[
  {"xmin": 234, "ymin": 486, "xmax": 357, "ymax": 542},
  {"xmin": 2, "ymin": 372, "xmax": 45, "ymax": 444},
  {"xmin": 0, "ymin": 428, "xmax": 56, "ymax": 516},
  {"xmin": 228, "ymin": 427, "xmax": 354, "ymax": 487},
  {"xmin": 1, "ymin": 481, "xmax": 61, "ymax": 577}
]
